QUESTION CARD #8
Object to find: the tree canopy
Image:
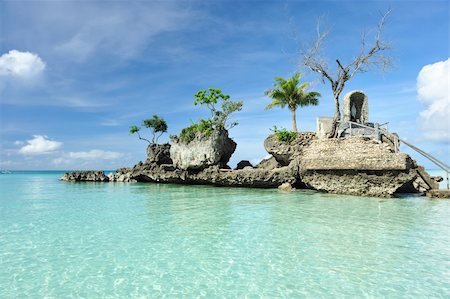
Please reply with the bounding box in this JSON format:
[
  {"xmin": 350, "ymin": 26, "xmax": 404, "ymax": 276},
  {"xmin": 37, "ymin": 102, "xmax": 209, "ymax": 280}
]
[
  {"xmin": 265, "ymin": 72, "xmax": 320, "ymax": 132},
  {"xmin": 176, "ymin": 88, "xmax": 243, "ymax": 143},
  {"xmin": 129, "ymin": 115, "xmax": 168, "ymax": 144}
]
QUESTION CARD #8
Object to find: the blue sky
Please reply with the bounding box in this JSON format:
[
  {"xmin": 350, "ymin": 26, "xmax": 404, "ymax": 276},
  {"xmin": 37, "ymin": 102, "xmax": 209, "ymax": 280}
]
[{"xmin": 0, "ymin": 0, "xmax": 448, "ymax": 170}]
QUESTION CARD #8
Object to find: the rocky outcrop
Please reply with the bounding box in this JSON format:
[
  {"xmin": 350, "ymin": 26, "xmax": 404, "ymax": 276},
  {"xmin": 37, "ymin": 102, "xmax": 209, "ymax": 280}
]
[
  {"xmin": 146, "ymin": 143, "xmax": 172, "ymax": 165},
  {"xmin": 235, "ymin": 160, "xmax": 253, "ymax": 170},
  {"xmin": 170, "ymin": 129, "xmax": 236, "ymax": 170},
  {"xmin": 114, "ymin": 158, "xmax": 299, "ymax": 188},
  {"xmin": 278, "ymin": 182, "xmax": 295, "ymax": 192},
  {"xmin": 61, "ymin": 170, "xmax": 109, "ymax": 182},
  {"xmin": 107, "ymin": 167, "xmax": 135, "ymax": 182},
  {"xmin": 60, "ymin": 134, "xmax": 437, "ymax": 198},
  {"xmin": 396, "ymin": 166, "xmax": 439, "ymax": 193},
  {"xmin": 255, "ymin": 156, "xmax": 281, "ymax": 170},
  {"xmin": 299, "ymin": 137, "xmax": 435, "ymax": 197},
  {"xmin": 301, "ymin": 169, "xmax": 416, "ymax": 197},
  {"xmin": 264, "ymin": 132, "xmax": 316, "ymax": 166}
]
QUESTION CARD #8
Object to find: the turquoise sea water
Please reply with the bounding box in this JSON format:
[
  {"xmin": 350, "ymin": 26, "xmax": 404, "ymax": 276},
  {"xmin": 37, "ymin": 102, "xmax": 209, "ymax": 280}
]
[{"xmin": 0, "ymin": 171, "xmax": 449, "ymax": 298}]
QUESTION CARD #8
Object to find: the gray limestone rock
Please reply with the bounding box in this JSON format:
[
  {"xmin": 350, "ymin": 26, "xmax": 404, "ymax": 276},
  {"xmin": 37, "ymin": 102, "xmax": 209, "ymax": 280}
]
[
  {"xmin": 146, "ymin": 143, "xmax": 172, "ymax": 165},
  {"xmin": 264, "ymin": 132, "xmax": 316, "ymax": 166},
  {"xmin": 60, "ymin": 133, "xmax": 437, "ymax": 198},
  {"xmin": 235, "ymin": 160, "xmax": 253, "ymax": 170},
  {"xmin": 170, "ymin": 129, "xmax": 236, "ymax": 170},
  {"xmin": 255, "ymin": 156, "xmax": 281, "ymax": 170},
  {"xmin": 298, "ymin": 137, "xmax": 435, "ymax": 197},
  {"xmin": 125, "ymin": 162, "xmax": 299, "ymax": 188},
  {"xmin": 278, "ymin": 182, "xmax": 295, "ymax": 192},
  {"xmin": 61, "ymin": 170, "xmax": 109, "ymax": 182}
]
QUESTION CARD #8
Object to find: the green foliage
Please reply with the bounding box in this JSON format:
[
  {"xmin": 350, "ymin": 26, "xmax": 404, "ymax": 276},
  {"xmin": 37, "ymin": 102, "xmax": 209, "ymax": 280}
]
[
  {"xmin": 130, "ymin": 115, "xmax": 168, "ymax": 144},
  {"xmin": 194, "ymin": 88, "xmax": 243, "ymax": 130},
  {"xmin": 265, "ymin": 72, "xmax": 321, "ymax": 132},
  {"xmin": 178, "ymin": 119, "xmax": 214, "ymax": 144},
  {"xmin": 142, "ymin": 115, "xmax": 168, "ymax": 135},
  {"xmin": 129, "ymin": 125, "xmax": 140, "ymax": 134},
  {"xmin": 270, "ymin": 126, "xmax": 298, "ymax": 143},
  {"xmin": 175, "ymin": 88, "xmax": 243, "ymax": 144}
]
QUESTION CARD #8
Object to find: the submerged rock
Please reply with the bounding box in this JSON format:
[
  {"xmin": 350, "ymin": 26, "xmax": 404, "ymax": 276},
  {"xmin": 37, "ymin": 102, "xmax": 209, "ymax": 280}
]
[
  {"xmin": 170, "ymin": 129, "xmax": 236, "ymax": 170},
  {"xmin": 278, "ymin": 182, "xmax": 295, "ymax": 192}
]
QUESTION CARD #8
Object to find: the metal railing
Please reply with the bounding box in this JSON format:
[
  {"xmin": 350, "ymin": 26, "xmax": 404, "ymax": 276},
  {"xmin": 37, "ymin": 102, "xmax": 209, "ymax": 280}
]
[{"xmin": 339, "ymin": 120, "xmax": 450, "ymax": 189}]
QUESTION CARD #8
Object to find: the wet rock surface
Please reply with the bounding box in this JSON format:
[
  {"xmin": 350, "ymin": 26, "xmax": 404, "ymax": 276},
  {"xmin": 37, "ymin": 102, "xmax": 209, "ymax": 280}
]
[{"xmin": 61, "ymin": 171, "xmax": 109, "ymax": 182}]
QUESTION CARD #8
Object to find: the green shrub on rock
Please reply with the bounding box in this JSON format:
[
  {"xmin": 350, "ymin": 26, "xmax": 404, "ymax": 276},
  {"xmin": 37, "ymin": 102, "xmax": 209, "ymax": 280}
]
[
  {"xmin": 173, "ymin": 88, "xmax": 243, "ymax": 144},
  {"xmin": 270, "ymin": 126, "xmax": 298, "ymax": 143},
  {"xmin": 179, "ymin": 119, "xmax": 214, "ymax": 144}
]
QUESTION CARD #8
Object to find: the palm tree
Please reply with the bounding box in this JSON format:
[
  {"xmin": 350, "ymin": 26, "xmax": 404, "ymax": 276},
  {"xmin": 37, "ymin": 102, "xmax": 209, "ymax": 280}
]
[{"xmin": 265, "ymin": 72, "xmax": 321, "ymax": 132}]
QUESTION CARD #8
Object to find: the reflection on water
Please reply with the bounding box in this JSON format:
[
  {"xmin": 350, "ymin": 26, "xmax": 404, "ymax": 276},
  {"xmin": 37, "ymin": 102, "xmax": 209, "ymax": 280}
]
[{"xmin": 0, "ymin": 173, "xmax": 449, "ymax": 297}]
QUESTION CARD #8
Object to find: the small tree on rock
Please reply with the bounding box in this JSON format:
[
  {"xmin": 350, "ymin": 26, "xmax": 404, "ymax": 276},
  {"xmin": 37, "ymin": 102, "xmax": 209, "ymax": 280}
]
[
  {"xmin": 265, "ymin": 72, "xmax": 321, "ymax": 133},
  {"xmin": 175, "ymin": 88, "xmax": 243, "ymax": 144},
  {"xmin": 129, "ymin": 115, "xmax": 168, "ymax": 144},
  {"xmin": 194, "ymin": 88, "xmax": 243, "ymax": 130}
]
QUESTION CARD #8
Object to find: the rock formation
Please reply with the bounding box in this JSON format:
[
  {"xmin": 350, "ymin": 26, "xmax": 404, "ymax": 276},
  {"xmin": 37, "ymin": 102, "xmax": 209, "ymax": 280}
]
[
  {"xmin": 263, "ymin": 132, "xmax": 316, "ymax": 166},
  {"xmin": 61, "ymin": 171, "xmax": 109, "ymax": 182},
  {"xmin": 255, "ymin": 156, "xmax": 281, "ymax": 170},
  {"xmin": 169, "ymin": 129, "xmax": 236, "ymax": 170},
  {"xmin": 61, "ymin": 134, "xmax": 439, "ymax": 197},
  {"xmin": 146, "ymin": 143, "xmax": 172, "ymax": 165},
  {"xmin": 298, "ymin": 137, "xmax": 438, "ymax": 197},
  {"xmin": 235, "ymin": 160, "xmax": 253, "ymax": 170}
]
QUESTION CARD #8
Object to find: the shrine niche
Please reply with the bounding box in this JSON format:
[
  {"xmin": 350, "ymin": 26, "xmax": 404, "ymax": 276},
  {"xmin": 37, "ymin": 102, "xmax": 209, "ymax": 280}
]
[{"xmin": 342, "ymin": 90, "xmax": 368, "ymax": 124}]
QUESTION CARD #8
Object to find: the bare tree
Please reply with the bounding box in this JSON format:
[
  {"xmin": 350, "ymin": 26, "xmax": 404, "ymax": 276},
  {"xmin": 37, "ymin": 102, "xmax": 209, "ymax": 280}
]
[{"xmin": 301, "ymin": 9, "xmax": 393, "ymax": 137}]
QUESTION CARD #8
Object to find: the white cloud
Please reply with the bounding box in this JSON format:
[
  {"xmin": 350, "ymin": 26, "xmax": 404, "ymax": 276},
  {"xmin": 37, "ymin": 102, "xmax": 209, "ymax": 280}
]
[
  {"xmin": 52, "ymin": 149, "xmax": 124, "ymax": 166},
  {"xmin": 0, "ymin": 50, "xmax": 46, "ymax": 78},
  {"xmin": 68, "ymin": 150, "xmax": 123, "ymax": 160},
  {"xmin": 14, "ymin": 140, "xmax": 24, "ymax": 145},
  {"xmin": 100, "ymin": 119, "xmax": 120, "ymax": 126},
  {"xmin": 52, "ymin": 149, "xmax": 125, "ymax": 169},
  {"xmin": 19, "ymin": 135, "xmax": 62, "ymax": 155},
  {"xmin": 417, "ymin": 58, "xmax": 450, "ymax": 143}
]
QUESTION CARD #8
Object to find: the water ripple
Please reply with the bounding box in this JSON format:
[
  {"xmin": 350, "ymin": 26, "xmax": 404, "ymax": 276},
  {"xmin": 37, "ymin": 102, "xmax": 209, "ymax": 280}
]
[{"xmin": 0, "ymin": 173, "xmax": 449, "ymax": 297}]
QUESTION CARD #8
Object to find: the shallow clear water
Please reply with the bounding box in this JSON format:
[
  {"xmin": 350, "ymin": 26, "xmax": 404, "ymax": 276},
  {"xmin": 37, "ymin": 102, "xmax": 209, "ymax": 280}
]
[{"xmin": 0, "ymin": 171, "xmax": 449, "ymax": 297}]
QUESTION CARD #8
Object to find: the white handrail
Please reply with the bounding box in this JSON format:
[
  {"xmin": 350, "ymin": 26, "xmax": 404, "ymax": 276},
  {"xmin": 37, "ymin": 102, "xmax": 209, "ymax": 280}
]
[{"xmin": 338, "ymin": 120, "xmax": 449, "ymax": 189}]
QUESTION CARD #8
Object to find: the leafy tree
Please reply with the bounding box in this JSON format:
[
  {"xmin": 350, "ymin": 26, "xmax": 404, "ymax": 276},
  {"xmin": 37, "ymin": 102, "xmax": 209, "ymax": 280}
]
[
  {"xmin": 129, "ymin": 115, "xmax": 168, "ymax": 144},
  {"xmin": 176, "ymin": 88, "xmax": 243, "ymax": 144},
  {"xmin": 265, "ymin": 72, "xmax": 320, "ymax": 133},
  {"xmin": 194, "ymin": 88, "xmax": 243, "ymax": 130},
  {"xmin": 301, "ymin": 10, "xmax": 392, "ymax": 137}
]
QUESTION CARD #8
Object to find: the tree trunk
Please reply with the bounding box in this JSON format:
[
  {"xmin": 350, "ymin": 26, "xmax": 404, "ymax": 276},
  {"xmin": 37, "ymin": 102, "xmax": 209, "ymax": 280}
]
[
  {"xmin": 292, "ymin": 109, "xmax": 298, "ymax": 133},
  {"xmin": 328, "ymin": 91, "xmax": 342, "ymax": 138}
]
